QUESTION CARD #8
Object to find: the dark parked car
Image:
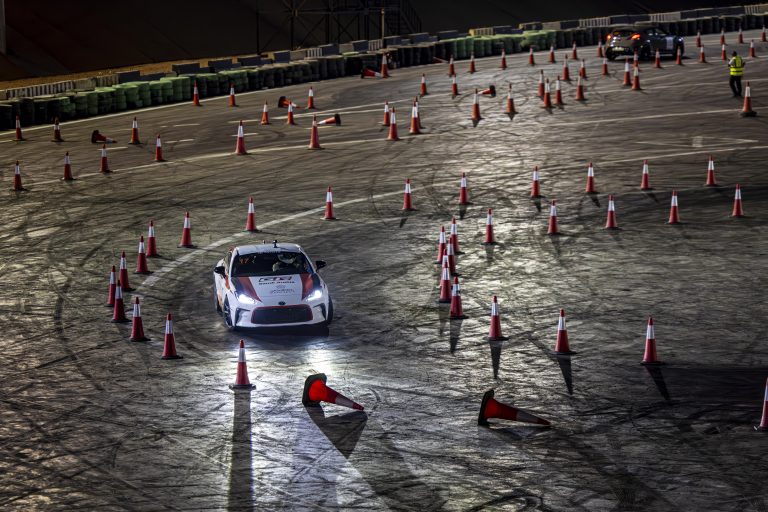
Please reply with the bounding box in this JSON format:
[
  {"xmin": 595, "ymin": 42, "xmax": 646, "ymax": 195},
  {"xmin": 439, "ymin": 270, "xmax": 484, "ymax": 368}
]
[{"xmin": 605, "ymin": 26, "xmax": 685, "ymax": 60}]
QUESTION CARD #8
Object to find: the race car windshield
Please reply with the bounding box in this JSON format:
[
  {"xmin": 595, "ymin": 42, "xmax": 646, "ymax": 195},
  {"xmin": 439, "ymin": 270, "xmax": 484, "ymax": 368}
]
[{"xmin": 231, "ymin": 252, "xmax": 312, "ymax": 277}]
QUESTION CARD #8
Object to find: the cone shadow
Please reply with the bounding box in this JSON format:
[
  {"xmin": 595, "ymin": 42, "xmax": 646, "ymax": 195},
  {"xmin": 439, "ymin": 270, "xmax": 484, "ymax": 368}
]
[
  {"xmin": 507, "ymin": 113, "xmax": 516, "ymax": 121},
  {"xmin": 449, "ymin": 318, "xmax": 463, "ymax": 353},
  {"xmin": 490, "ymin": 340, "xmax": 503, "ymax": 379},
  {"xmin": 458, "ymin": 204, "xmax": 469, "ymax": 219},
  {"xmin": 555, "ymin": 355, "xmax": 574, "ymax": 395},
  {"xmin": 484, "ymin": 243, "xmax": 495, "ymax": 262},
  {"xmin": 590, "ymin": 195, "xmax": 601, "ymax": 207},
  {"xmin": 532, "ymin": 197, "xmax": 543, "ymax": 212},
  {"xmin": 307, "ymin": 407, "xmax": 367, "ymax": 459},
  {"xmin": 471, "ymin": 118, "xmax": 481, "ymax": 127},
  {"xmin": 644, "ymin": 365, "xmax": 672, "ymax": 402},
  {"xmin": 438, "ymin": 302, "xmax": 449, "ymax": 338},
  {"xmin": 227, "ymin": 393, "xmax": 254, "ymax": 510},
  {"xmin": 644, "ymin": 191, "xmax": 659, "ymax": 203}
]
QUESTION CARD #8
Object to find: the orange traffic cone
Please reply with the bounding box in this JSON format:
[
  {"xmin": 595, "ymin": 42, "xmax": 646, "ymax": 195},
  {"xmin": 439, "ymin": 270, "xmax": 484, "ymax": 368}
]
[
  {"xmin": 585, "ymin": 162, "xmax": 597, "ymax": 193},
  {"xmin": 451, "ymin": 75, "xmax": 459, "ymax": 98},
  {"xmin": 438, "ymin": 256, "xmax": 451, "ymax": 303},
  {"xmin": 448, "ymin": 55, "xmax": 455, "ymax": 76},
  {"xmin": 154, "ymin": 135, "xmax": 164, "ymax": 162},
  {"xmin": 445, "ymin": 238, "xmax": 457, "ymax": 276},
  {"xmin": 633, "ymin": 51, "xmax": 640, "ymax": 69},
  {"xmin": 562, "ymin": 55, "xmax": 571, "ymax": 81},
  {"xmin": 409, "ymin": 101, "xmax": 421, "ymax": 135},
  {"xmin": 192, "ymin": 81, "xmax": 201, "ymax": 106},
  {"xmin": 229, "ymin": 340, "xmax": 255, "ymax": 389},
  {"xmin": 135, "ymin": 236, "xmax": 151, "ymax": 274},
  {"xmin": 106, "ymin": 265, "xmax": 116, "ymax": 307},
  {"xmin": 763, "ymin": 26, "xmax": 768, "ymax": 43},
  {"xmin": 537, "ymin": 70, "xmax": 545, "ymax": 97},
  {"xmin": 756, "ymin": 378, "xmax": 768, "ymax": 431},
  {"xmin": 260, "ymin": 102, "xmax": 270, "ymax": 125},
  {"xmin": 741, "ymin": 81, "xmax": 757, "ymax": 117},
  {"xmin": 99, "ymin": 145, "xmax": 110, "ymax": 173},
  {"xmin": 302, "ymin": 373, "xmax": 363, "ymax": 410},
  {"xmin": 631, "ymin": 66, "xmax": 641, "ymax": 90},
  {"xmin": 324, "ymin": 186, "xmax": 336, "ymax": 220},
  {"xmin": 52, "ymin": 117, "xmax": 63, "ymax": 142},
  {"xmin": 640, "ymin": 160, "xmax": 651, "ymax": 190},
  {"xmin": 471, "ymin": 89, "xmax": 481, "ymax": 122},
  {"xmin": 277, "ymin": 96, "xmax": 299, "ymax": 108},
  {"xmin": 449, "ymin": 276, "xmax": 465, "ymax": 319},
  {"xmin": 602, "ymin": 57, "xmax": 609, "ymax": 76},
  {"xmin": 622, "ymin": 59, "xmax": 631, "ymax": 86},
  {"xmin": 382, "ymin": 101, "xmax": 391, "ymax": 126},
  {"xmin": 542, "ymin": 79, "xmax": 552, "ymax": 108},
  {"xmin": 402, "ymin": 179, "xmax": 415, "ymax": 210},
  {"xmin": 720, "ymin": 28, "xmax": 726, "ymax": 46},
  {"xmin": 469, "ymin": 53, "xmax": 476, "ymax": 73},
  {"xmin": 654, "ymin": 49, "xmax": 662, "ymax": 68},
  {"xmin": 749, "ymin": 40, "xmax": 757, "ymax": 58},
  {"xmin": 597, "ymin": 40, "xmax": 604, "ymax": 58},
  {"xmin": 478, "ymin": 389, "xmax": 550, "ymax": 427},
  {"xmin": 62, "ymin": 152, "xmax": 74, "ymax": 181},
  {"xmin": 420, "ymin": 73, "xmax": 428, "ymax": 96},
  {"xmin": 506, "ymin": 84, "xmax": 516, "ymax": 114},
  {"xmin": 696, "ymin": 31, "xmax": 702, "ymax": 47},
  {"xmin": 484, "ymin": 208, "xmax": 496, "ymax": 244},
  {"xmin": 641, "ymin": 317, "xmax": 661, "ymax": 365},
  {"xmin": 554, "ymin": 309, "xmax": 573, "ymax": 354},
  {"xmin": 112, "ymin": 280, "xmax": 128, "ymax": 323},
  {"xmin": 668, "ymin": 191, "xmax": 680, "ymax": 224},
  {"xmin": 129, "ymin": 297, "xmax": 149, "ymax": 341},
  {"xmin": 308, "ymin": 116, "xmax": 321, "ymax": 149},
  {"xmin": 699, "ymin": 45, "xmax": 707, "ymax": 63},
  {"xmin": 480, "ymin": 85, "xmax": 496, "ymax": 97},
  {"xmin": 179, "ymin": 211, "xmax": 193, "ymax": 247},
  {"xmin": 387, "ymin": 108, "xmax": 400, "ymax": 140},
  {"xmin": 119, "ymin": 251, "xmax": 132, "ymax": 291},
  {"xmin": 732, "ymin": 184, "xmax": 744, "ymax": 217},
  {"xmin": 307, "ymin": 86, "xmax": 316, "ymax": 109},
  {"xmin": 500, "ymin": 49, "xmax": 507, "ymax": 69},
  {"xmin": 161, "ymin": 313, "xmax": 182, "ymax": 360},
  {"xmin": 14, "ymin": 115, "xmax": 23, "ymax": 141},
  {"xmin": 449, "ymin": 217, "xmax": 461, "ymax": 254},
  {"xmin": 738, "ymin": 27, "xmax": 744, "ymax": 44},
  {"xmin": 531, "ymin": 166, "xmax": 542, "ymax": 198},
  {"xmin": 528, "ymin": 47, "xmax": 535, "ymax": 66},
  {"xmin": 548, "ymin": 45, "xmax": 556, "ymax": 63},
  {"xmin": 245, "ymin": 197, "xmax": 258, "ymax": 231},
  {"xmin": 129, "ymin": 117, "xmax": 140, "ymax": 144},
  {"xmin": 575, "ymin": 75, "xmax": 586, "ymax": 101},
  {"xmin": 676, "ymin": 46, "xmax": 683, "ymax": 65},
  {"xmin": 579, "ymin": 59, "xmax": 587, "ymax": 79},
  {"xmin": 229, "ymin": 84, "xmax": 237, "ymax": 107},
  {"xmin": 605, "ymin": 195, "xmax": 618, "ymax": 229},
  {"xmin": 147, "ymin": 220, "xmax": 158, "ymax": 257},
  {"xmin": 459, "ymin": 172, "xmax": 470, "ymax": 205},
  {"xmin": 721, "ymin": 44, "xmax": 727, "ymax": 61},
  {"xmin": 12, "ymin": 161, "xmax": 25, "ymax": 191},
  {"xmin": 435, "ymin": 225, "xmax": 447, "ymax": 264},
  {"xmin": 554, "ymin": 77, "xmax": 564, "ymax": 106},
  {"xmin": 705, "ymin": 155, "xmax": 717, "ymax": 186},
  {"xmin": 547, "ymin": 199, "xmax": 559, "ymax": 235},
  {"xmin": 380, "ymin": 54, "xmax": 390, "ymax": 78},
  {"xmin": 235, "ymin": 120, "xmax": 247, "ymax": 154},
  {"xmin": 571, "ymin": 41, "xmax": 578, "ymax": 60},
  {"xmin": 487, "ymin": 296, "xmax": 506, "ymax": 341},
  {"xmin": 286, "ymin": 103, "xmax": 297, "ymax": 125},
  {"xmin": 317, "ymin": 113, "xmax": 342, "ymax": 126}
]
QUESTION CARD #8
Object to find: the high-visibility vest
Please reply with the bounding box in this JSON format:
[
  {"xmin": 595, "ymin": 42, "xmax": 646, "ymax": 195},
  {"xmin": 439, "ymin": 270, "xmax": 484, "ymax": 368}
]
[{"xmin": 729, "ymin": 56, "xmax": 744, "ymax": 76}]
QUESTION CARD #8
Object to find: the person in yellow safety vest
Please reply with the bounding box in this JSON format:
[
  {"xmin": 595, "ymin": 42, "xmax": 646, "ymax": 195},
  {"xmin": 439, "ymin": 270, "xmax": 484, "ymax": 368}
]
[{"xmin": 728, "ymin": 51, "xmax": 745, "ymax": 97}]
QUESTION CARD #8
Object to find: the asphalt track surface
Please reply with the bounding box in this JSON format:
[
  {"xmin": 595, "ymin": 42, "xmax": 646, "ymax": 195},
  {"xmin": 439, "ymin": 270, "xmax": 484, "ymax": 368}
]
[{"xmin": 1, "ymin": 31, "xmax": 768, "ymax": 511}]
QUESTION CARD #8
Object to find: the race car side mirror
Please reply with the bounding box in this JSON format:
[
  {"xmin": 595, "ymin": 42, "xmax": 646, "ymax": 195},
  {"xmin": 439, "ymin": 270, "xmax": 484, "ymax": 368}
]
[
  {"xmin": 214, "ymin": 265, "xmax": 226, "ymax": 276},
  {"xmin": 315, "ymin": 260, "xmax": 326, "ymax": 270}
]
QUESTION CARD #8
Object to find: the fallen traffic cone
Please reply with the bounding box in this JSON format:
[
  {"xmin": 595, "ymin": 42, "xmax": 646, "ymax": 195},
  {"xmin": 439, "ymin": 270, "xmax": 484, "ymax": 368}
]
[
  {"xmin": 732, "ymin": 184, "xmax": 744, "ymax": 217},
  {"xmin": 135, "ymin": 236, "xmax": 151, "ymax": 274},
  {"xmin": 471, "ymin": 89, "xmax": 482, "ymax": 121},
  {"xmin": 435, "ymin": 225, "xmax": 447, "ymax": 264},
  {"xmin": 107, "ymin": 265, "xmax": 116, "ymax": 307},
  {"xmin": 129, "ymin": 297, "xmax": 149, "ymax": 341},
  {"xmin": 449, "ymin": 217, "xmax": 461, "ymax": 254},
  {"xmin": 756, "ymin": 378, "xmax": 768, "ymax": 431},
  {"xmin": 235, "ymin": 120, "xmax": 247, "ymax": 154},
  {"xmin": 676, "ymin": 47, "xmax": 683, "ymax": 65},
  {"xmin": 245, "ymin": 197, "xmax": 258, "ymax": 231},
  {"xmin": 571, "ymin": 41, "xmax": 578, "ymax": 60},
  {"xmin": 12, "ymin": 161, "xmax": 25, "ymax": 191},
  {"xmin": 119, "ymin": 251, "xmax": 132, "ymax": 291},
  {"xmin": 229, "ymin": 340, "xmax": 255, "ymax": 389},
  {"xmin": 654, "ymin": 49, "xmax": 662, "ymax": 68},
  {"xmin": 307, "ymin": 86, "xmax": 316, "ymax": 109},
  {"xmin": 528, "ymin": 47, "xmax": 535, "ymax": 66},
  {"xmin": 750, "ymin": 40, "xmax": 757, "ymax": 58},
  {"xmin": 402, "ymin": 179, "xmax": 415, "ymax": 210},
  {"xmin": 14, "ymin": 115, "xmax": 23, "ymax": 141},
  {"xmin": 420, "ymin": 73, "xmax": 428, "ymax": 96},
  {"xmin": 506, "ymin": 84, "xmax": 516, "ymax": 114},
  {"xmin": 640, "ymin": 160, "xmax": 652, "ymax": 190},
  {"xmin": 487, "ymin": 296, "xmax": 506, "ymax": 341},
  {"xmin": 478, "ymin": 389, "xmax": 551, "ymax": 427},
  {"xmin": 62, "ymin": 152, "xmax": 74, "ymax": 181},
  {"xmin": 161, "ymin": 313, "xmax": 182, "ymax": 360},
  {"xmin": 622, "ymin": 59, "xmax": 631, "ymax": 86},
  {"xmin": 448, "ymin": 55, "xmax": 455, "ymax": 76},
  {"xmin": 129, "ymin": 117, "xmax": 140, "ymax": 144},
  {"xmin": 451, "ymin": 75, "xmax": 459, "ymax": 98},
  {"xmin": 605, "ymin": 195, "xmax": 618, "ymax": 229},
  {"xmin": 575, "ymin": 75, "xmax": 586, "ymax": 101},
  {"xmin": 99, "ymin": 145, "xmax": 110, "ymax": 173},
  {"xmin": 696, "ymin": 31, "xmax": 702, "ymax": 47},
  {"xmin": 741, "ymin": 81, "xmax": 757, "ymax": 117},
  {"xmin": 597, "ymin": 40, "xmax": 604, "ymax": 58},
  {"xmin": 554, "ymin": 77, "xmax": 564, "ymax": 106},
  {"xmin": 631, "ymin": 66, "xmax": 641, "ymax": 90},
  {"xmin": 531, "ymin": 166, "xmax": 542, "ymax": 198},
  {"xmin": 738, "ymin": 27, "xmax": 744, "ymax": 44},
  {"xmin": 459, "ymin": 172, "xmax": 470, "ymax": 205},
  {"xmin": 229, "ymin": 84, "xmax": 237, "ymax": 107},
  {"xmin": 438, "ymin": 256, "xmax": 451, "ymax": 303},
  {"xmin": 668, "ymin": 191, "xmax": 680, "ymax": 224},
  {"xmin": 154, "ymin": 134, "xmax": 164, "ymax": 162},
  {"xmin": 260, "ymin": 102, "xmax": 270, "ymax": 125},
  {"xmin": 721, "ymin": 44, "xmax": 727, "ymax": 61},
  {"xmin": 699, "ymin": 45, "xmax": 707, "ymax": 63},
  {"xmin": 469, "ymin": 53, "xmax": 476, "ymax": 73},
  {"xmin": 500, "ymin": 49, "xmax": 507, "ymax": 69},
  {"xmin": 277, "ymin": 96, "xmax": 299, "ymax": 108},
  {"xmin": 562, "ymin": 55, "xmax": 571, "ymax": 81},
  {"xmin": 554, "ymin": 309, "xmax": 573, "ymax": 354},
  {"xmin": 548, "ymin": 46, "xmax": 556, "ymax": 63},
  {"xmin": 409, "ymin": 101, "xmax": 421, "ymax": 135},
  {"xmin": 481, "ymin": 85, "xmax": 496, "ymax": 97},
  {"xmin": 317, "ymin": 114, "xmax": 341, "ymax": 126},
  {"xmin": 387, "ymin": 108, "xmax": 400, "ymax": 140},
  {"xmin": 147, "ymin": 220, "xmax": 158, "ymax": 257},
  {"xmin": 449, "ymin": 277, "xmax": 465, "ymax": 318},
  {"xmin": 308, "ymin": 116, "xmax": 321, "ymax": 149},
  {"xmin": 112, "ymin": 280, "xmax": 128, "ymax": 323},
  {"xmin": 380, "ymin": 54, "xmax": 390, "ymax": 78},
  {"xmin": 537, "ymin": 70, "xmax": 545, "ymax": 97},
  {"xmin": 382, "ymin": 101, "xmax": 391, "ymax": 126},
  {"xmin": 579, "ymin": 59, "xmax": 587, "ymax": 79},
  {"xmin": 547, "ymin": 199, "xmax": 559, "ymax": 235},
  {"xmin": 602, "ymin": 57, "xmax": 609, "ymax": 76},
  {"xmin": 52, "ymin": 117, "xmax": 63, "ymax": 142},
  {"xmin": 179, "ymin": 211, "xmax": 193, "ymax": 247},
  {"xmin": 585, "ymin": 162, "xmax": 597, "ymax": 193},
  {"xmin": 720, "ymin": 28, "xmax": 726, "ymax": 46},
  {"xmin": 324, "ymin": 186, "xmax": 336, "ymax": 220},
  {"xmin": 641, "ymin": 317, "xmax": 661, "ymax": 365},
  {"xmin": 193, "ymin": 81, "xmax": 201, "ymax": 106},
  {"xmin": 285, "ymin": 103, "xmax": 297, "ymax": 125},
  {"xmin": 484, "ymin": 208, "xmax": 496, "ymax": 244},
  {"xmin": 542, "ymin": 79, "xmax": 552, "ymax": 108},
  {"xmin": 705, "ymin": 155, "xmax": 717, "ymax": 186},
  {"xmin": 302, "ymin": 373, "xmax": 363, "ymax": 410}
]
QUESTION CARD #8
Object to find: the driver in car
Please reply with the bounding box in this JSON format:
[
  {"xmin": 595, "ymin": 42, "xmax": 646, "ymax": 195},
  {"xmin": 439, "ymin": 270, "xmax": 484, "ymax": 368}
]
[{"xmin": 272, "ymin": 253, "xmax": 307, "ymax": 273}]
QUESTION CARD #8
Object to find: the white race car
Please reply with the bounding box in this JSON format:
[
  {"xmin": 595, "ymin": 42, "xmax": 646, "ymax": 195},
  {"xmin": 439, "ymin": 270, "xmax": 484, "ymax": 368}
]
[{"xmin": 213, "ymin": 241, "xmax": 333, "ymax": 330}]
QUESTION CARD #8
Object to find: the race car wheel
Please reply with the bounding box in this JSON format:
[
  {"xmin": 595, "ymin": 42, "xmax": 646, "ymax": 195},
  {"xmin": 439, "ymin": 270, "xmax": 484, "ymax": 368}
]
[
  {"xmin": 606, "ymin": 50, "xmax": 617, "ymax": 61},
  {"xmin": 223, "ymin": 298, "xmax": 239, "ymax": 331},
  {"xmin": 325, "ymin": 298, "xmax": 334, "ymax": 326}
]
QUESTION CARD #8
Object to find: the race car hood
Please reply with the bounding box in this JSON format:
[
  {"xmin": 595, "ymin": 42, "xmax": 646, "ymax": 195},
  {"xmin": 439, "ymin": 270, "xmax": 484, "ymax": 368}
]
[{"xmin": 233, "ymin": 274, "xmax": 315, "ymax": 306}]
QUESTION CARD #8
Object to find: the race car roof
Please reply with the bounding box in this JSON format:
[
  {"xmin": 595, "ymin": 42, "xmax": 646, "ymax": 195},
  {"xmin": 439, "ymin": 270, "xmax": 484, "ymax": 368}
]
[{"xmin": 235, "ymin": 243, "xmax": 303, "ymax": 255}]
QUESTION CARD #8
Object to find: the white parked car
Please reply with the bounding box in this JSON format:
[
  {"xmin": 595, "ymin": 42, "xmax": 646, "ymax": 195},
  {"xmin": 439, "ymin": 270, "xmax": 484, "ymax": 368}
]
[{"xmin": 213, "ymin": 241, "xmax": 333, "ymax": 330}]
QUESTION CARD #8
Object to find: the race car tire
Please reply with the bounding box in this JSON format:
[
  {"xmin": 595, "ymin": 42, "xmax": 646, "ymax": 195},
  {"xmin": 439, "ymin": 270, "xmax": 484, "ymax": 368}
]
[
  {"xmin": 606, "ymin": 51, "xmax": 617, "ymax": 61},
  {"xmin": 325, "ymin": 298, "xmax": 334, "ymax": 326},
  {"xmin": 223, "ymin": 298, "xmax": 239, "ymax": 332}
]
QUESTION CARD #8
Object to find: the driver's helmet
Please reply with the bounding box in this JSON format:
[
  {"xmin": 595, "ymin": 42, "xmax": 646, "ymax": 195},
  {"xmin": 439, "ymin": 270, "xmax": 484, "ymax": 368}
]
[{"xmin": 277, "ymin": 252, "xmax": 297, "ymax": 265}]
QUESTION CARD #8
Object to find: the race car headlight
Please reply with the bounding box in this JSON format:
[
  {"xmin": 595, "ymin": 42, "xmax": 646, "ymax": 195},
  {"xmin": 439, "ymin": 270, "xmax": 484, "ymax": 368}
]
[
  {"xmin": 307, "ymin": 289, "xmax": 323, "ymax": 301},
  {"xmin": 237, "ymin": 294, "xmax": 258, "ymax": 305}
]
